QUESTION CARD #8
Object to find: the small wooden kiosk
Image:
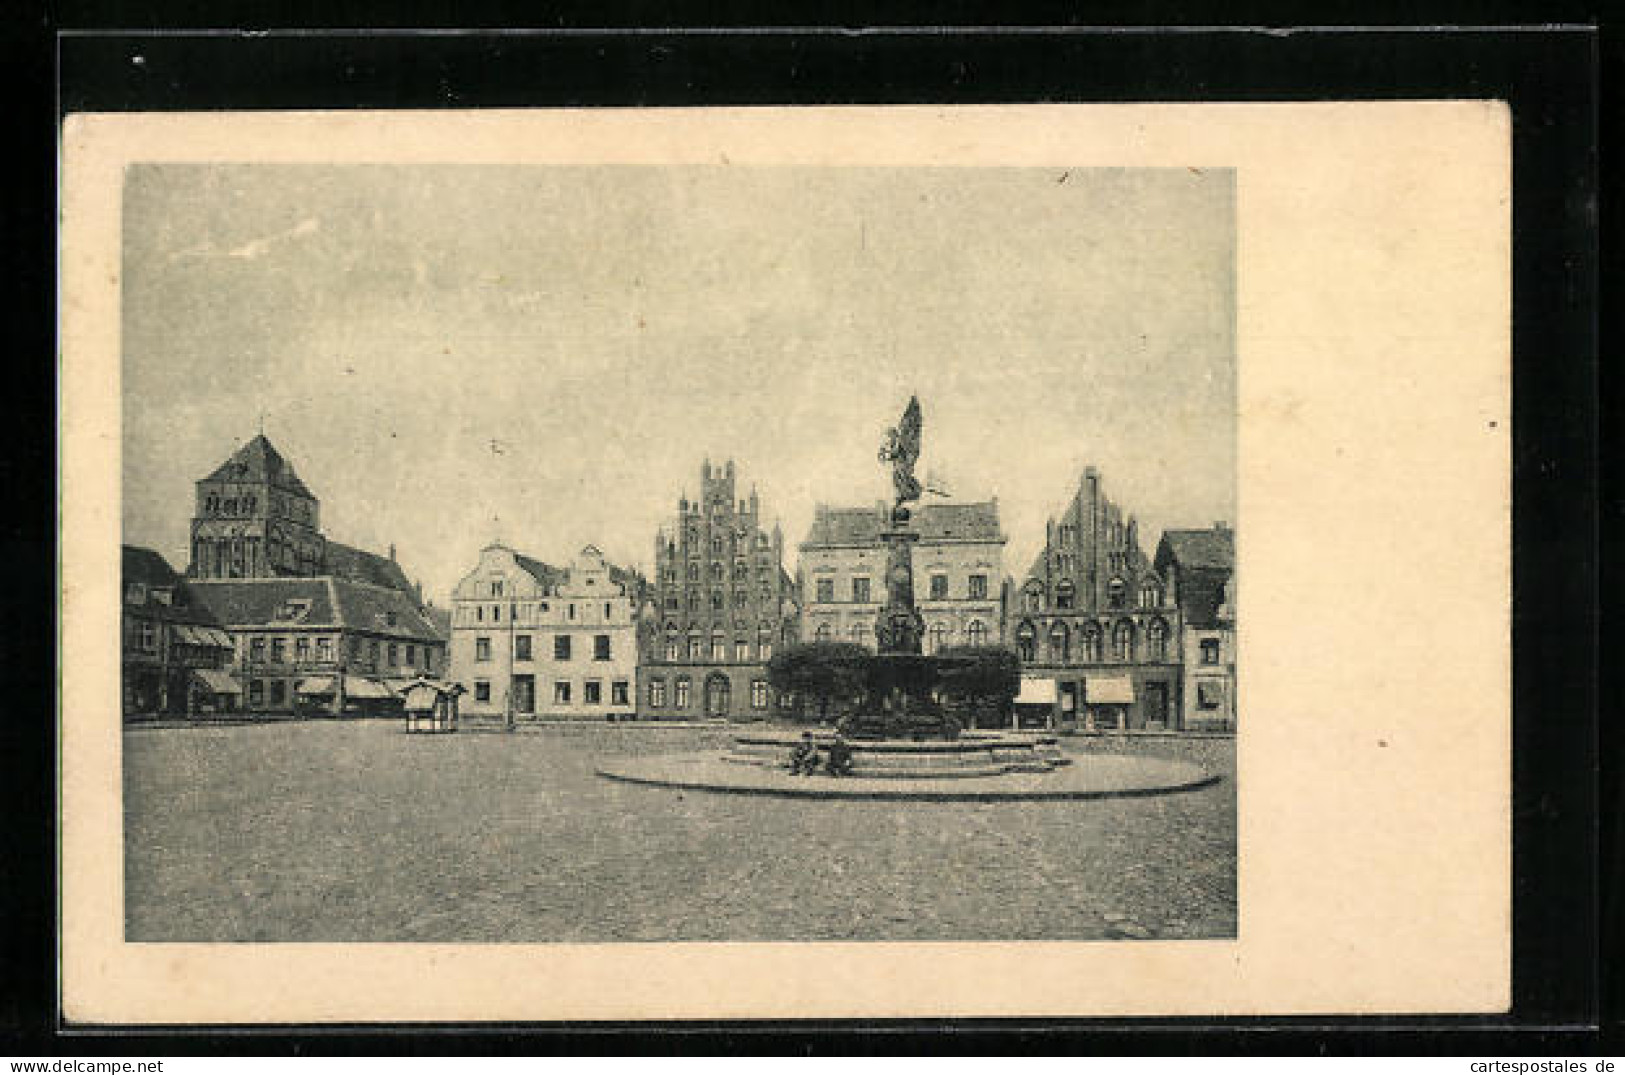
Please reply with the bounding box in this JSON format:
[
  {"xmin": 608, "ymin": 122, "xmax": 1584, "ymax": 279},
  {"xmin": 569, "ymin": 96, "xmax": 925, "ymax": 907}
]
[{"xmin": 402, "ymin": 676, "xmax": 465, "ymax": 734}]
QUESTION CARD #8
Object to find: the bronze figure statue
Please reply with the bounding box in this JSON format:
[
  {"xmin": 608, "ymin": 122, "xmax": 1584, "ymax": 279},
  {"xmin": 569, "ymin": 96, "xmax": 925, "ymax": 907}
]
[{"xmin": 878, "ymin": 395, "xmax": 923, "ymax": 519}]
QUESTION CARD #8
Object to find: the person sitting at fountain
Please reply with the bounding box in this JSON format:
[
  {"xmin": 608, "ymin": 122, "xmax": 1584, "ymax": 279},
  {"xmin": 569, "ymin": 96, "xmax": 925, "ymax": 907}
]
[
  {"xmin": 825, "ymin": 734, "xmax": 855, "ymax": 777},
  {"xmin": 788, "ymin": 732, "xmax": 821, "ymax": 776}
]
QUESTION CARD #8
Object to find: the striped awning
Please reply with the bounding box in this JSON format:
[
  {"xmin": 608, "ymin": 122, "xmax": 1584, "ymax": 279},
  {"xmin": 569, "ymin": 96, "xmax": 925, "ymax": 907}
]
[
  {"xmin": 1015, "ymin": 677, "xmax": 1057, "ymax": 705},
  {"xmin": 1084, "ymin": 676, "xmax": 1136, "ymax": 704},
  {"xmin": 193, "ymin": 669, "xmax": 242, "ymax": 695}
]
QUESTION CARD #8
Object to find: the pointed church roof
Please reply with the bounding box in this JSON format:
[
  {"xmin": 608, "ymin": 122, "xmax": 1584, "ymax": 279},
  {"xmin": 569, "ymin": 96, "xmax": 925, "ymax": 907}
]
[{"xmin": 201, "ymin": 434, "xmax": 316, "ymax": 500}]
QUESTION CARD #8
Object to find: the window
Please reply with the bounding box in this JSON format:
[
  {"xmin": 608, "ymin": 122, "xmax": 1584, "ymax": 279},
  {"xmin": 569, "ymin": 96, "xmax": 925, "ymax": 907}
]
[
  {"xmin": 1016, "ymin": 623, "xmax": 1037, "ymax": 662},
  {"xmin": 852, "ymin": 577, "xmax": 871, "ymax": 603},
  {"xmin": 567, "ymin": 604, "xmax": 576, "ymax": 620},
  {"xmin": 349, "ymin": 637, "xmax": 362, "ymax": 659},
  {"xmin": 1147, "ymin": 620, "xmax": 1168, "ymax": 661},
  {"xmin": 368, "ymin": 641, "xmax": 380, "ymax": 664},
  {"xmin": 751, "ymin": 680, "xmax": 769, "ymax": 709},
  {"xmin": 664, "ymin": 631, "xmax": 679, "ymax": 661},
  {"xmin": 968, "ymin": 574, "xmax": 988, "ymax": 600},
  {"xmin": 555, "ymin": 635, "xmax": 572, "ymax": 661},
  {"xmin": 665, "ymin": 596, "xmax": 679, "ymax": 610},
  {"xmin": 612, "ymin": 681, "xmax": 630, "ymax": 706},
  {"xmin": 249, "ymin": 679, "xmax": 264, "ymax": 705},
  {"xmin": 711, "ymin": 538, "xmax": 723, "ymax": 556},
  {"xmin": 316, "ymin": 637, "xmax": 334, "ymax": 663},
  {"xmin": 584, "ymin": 680, "xmax": 602, "ymax": 704},
  {"xmin": 476, "ymin": 637, "xmax": 492, "ymax": 662},
  {"xmin": 675, "ymin": 677, "xmax": 691, "ymax": 709},
  {"xmin": 491, "ymin": 580, "xmax": 504, "ymax": 597},
  {"xmin": 663, "ymin": 568, "xmax": 676, "ymax": 584},
  {"xmin": 126, "ymin": 582, "xmax": 148, "ymax": 605},
  {"xmin": 1082, "ymin": 626, "xmax": 1102, "ymax": 662},
  {"xmin": 967, "ymin": 620, "xmax": 988, "ymax": 646},
  {"xmin": 1025, "ymin": 586, "xmax": 1042, "ymax": 612},
  {"xmin": 930, "ymin": 573, "xmax": 948, "ymax": 600},
  {"xmin": 1113, "ymin": 622, "xmax": 1135, "ymax": 661},
  {"xmin": 476, "ymin": 605, "xmax": 484, "ymax": 623},
  {"xmin": 929, "ymin": 622, "xmax": 948, "ymax": 654},
  {"xmin": 687, "ymin": 593, "xmax": 699, "ymax": 611},
  {"xmin": 1108, "ymin": 578, "xmax": 1127, "ymax": 609},
  {"xmin": 593, "ymin": 634, "xmax": 611, "ymax": 661},
  {"xmin": 733, "ymin": 589, "xmax": 747, "ymax": 608},
  {"xmin": 1198, "ymin": 680, "xmax": 1224, "ymax": 709},
  {"xmin": 843, "ymin": 623, "xmax": 863, "ymax": 645},
  {"xmin": 475, "ymin": 681, "xmax": 491, "ymax": 703},
  {"xmin": 405, "ymin": 643, "xmax": 416, "ymax": 665},
  {"xmin": 734, "ymin": 640, "xmax": 749, "ymax": 662},
  {"xmin": 815, "ymin": 578, "xmax": 835, "ymax": 603},
  {"xmin": 1201, "ymin": 638, "xmax": 1221, "ymax": 664},
  {"xmin": 296, "ymin": 637, "xmax": 311, "ymax": 663},
  {"xmin": 758, "ymin": 629, "xmax": 774, "ymax": 661},
  {"xmin": 710, "ymin": 632, "xmax": 725, "ymax": 660},
  {"xmin": 269, "ymin": 680, "xmax": 286, "ymax": 705},
  {"xmin": 139, "ymin": 620, "xmax": 157, "ymax": 653},
  {"xmin": 1056, "ymin": 579, "xmax": 1076, "ymax": 610},
  {"xmin": 814, "ymin": 623, "xmax": 831, "ymax": 642},
  {"xmin": 271, "ymin": 638, "xmax": 286, "ymax": 663},
  {"xmin": 734, "ymin": 560, "xmax": 748, "ymax": 579},
  {"xmin": 1140, "ymin": 582, "xmax": 1160, "ymax": 608},
  {"xmin": 515, "ymin": 635, "xmax": 532, "ymax": 661},
  {"xmin": 710, "ymin": 561, "xmax": 724, "ymax": 581},
  {"xmin": 649, "ymin": 679, "xmax": 667, "ymax": 707},
  {"xmin": 1050, "ymin": 622, "xmax": 1071, "ymax": 662},
  {"xmin": 687, "ymin": 631, "xmax": 703, "ymax": 659},
  {"xmin": 388, "ymin": 643, "xmax": 399, "ymax": 666},
  {"xmin": 686, "ymin": 563, "xmax": 699, "ymax": 582},
  {"xmin": 711, "ymin": 592, "xmax": 724, "ymax": 612},
  {"xmin": 554, "ymin": 681, "xmax": 572, "ymax": 704}
]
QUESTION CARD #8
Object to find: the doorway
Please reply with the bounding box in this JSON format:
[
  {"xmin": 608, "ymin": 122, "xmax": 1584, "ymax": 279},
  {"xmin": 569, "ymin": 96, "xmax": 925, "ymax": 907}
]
[
  {"xmin": 1144, "ymin": 681, "xmax": 1169, "ymax": 729},
  {"xmin": 511, "ymin": 674, "xmax": 535, "ymax": 715},
  {"xmin": 704, "ymin": 673, "xmax": 731, "ymax": 718}
]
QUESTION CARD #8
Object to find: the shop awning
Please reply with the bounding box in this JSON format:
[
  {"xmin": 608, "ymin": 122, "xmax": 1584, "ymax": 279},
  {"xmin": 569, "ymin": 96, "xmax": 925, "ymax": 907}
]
[
  {"xmin": 1084, "ymin": 677, "xmax": 1136, "ymax": 704},
  {"xmin": 193, "ymin": 669, "xmax": 242, "ymax": 695},
  {"xmin": 343, "ymin": 676, "xmax": 394, "ymax": 700},
  {"xmin": 295, "ymin": 676, "xmax": 335, "ymax": 696},
  {"xmin": 1015, "ymin": 677, "xmax": 1057, "ymax": 705}
]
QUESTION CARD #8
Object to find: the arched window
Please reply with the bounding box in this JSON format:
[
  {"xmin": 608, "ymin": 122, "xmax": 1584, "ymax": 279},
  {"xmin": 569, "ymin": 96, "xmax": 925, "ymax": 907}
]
[
  {"xmin": 814, "ymin": 623, "xmax": 832, "ymax": 642},
  {"xmin": 1015, "ymin": 621, "xmax": 1037, "ymax": 662},
  {"xmin": 1082, "ymin": 623, "xmax": 1103, "ymax": 662},
  {"xmin": 1050, "ymin": 621, "xmax": 1071, "ymax": 662},
  {"xmin": 1056, "ymin": 579, "xmax": 1076, "ymax": 610},
  {"xmin": 1112, "ymin": 620, "xmax": 1135, "ymax": 661},
  {"xmin": 1147, "ymin": 618, "xmax": 1169, "ymax": 661},
  {"xmin": 967, "ymin": 620, "xmax": 988, "ymax": 646},
  {"xmin": 1140, "ymin": 581, "xmax": 1160, "ymax": 608},
  {"xmin": 929, "ymin": 622, "xmax": 948, "ymax": 655},
  {"xmin": 1108, "ymin": 577, "xmax": 1127, "ymax": 609}
]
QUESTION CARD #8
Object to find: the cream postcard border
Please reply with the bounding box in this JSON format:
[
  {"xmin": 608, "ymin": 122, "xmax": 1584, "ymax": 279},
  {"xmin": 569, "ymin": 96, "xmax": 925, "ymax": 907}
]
[{"xmin": 61, "ymin": 103, "xmax": 1511, "ymax": 1023}]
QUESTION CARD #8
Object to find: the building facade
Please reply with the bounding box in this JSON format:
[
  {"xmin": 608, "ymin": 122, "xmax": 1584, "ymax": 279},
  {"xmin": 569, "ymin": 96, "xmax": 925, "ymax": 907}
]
[
  {"xmin": 181, "ymin": 433, "xmax": 447, "ymax": 715},
  {"xmin": 1154, "ymin": 524, "xmax": 1236, "ymax": 732},
  {"xmin": 797, "ymin": 501, "xmax": 1006, "ymax": 653},
  {"xmin": 122, "ymin": 545, "xmax": 236, "ymax": 718},
  {"xmin": 448, "ymin": 543, "xmax": 642, "ymax": 721},
  {"xmin": 1009, "ymin": 467, "xmax": 1183, "ymax": 730},
  {"xmin": 190, "ymin": 576, "xmax": 446, "ymax": 715},
  {"xmin": 639, "ymin": 460, "xmax": 799, "ymax": 721}
]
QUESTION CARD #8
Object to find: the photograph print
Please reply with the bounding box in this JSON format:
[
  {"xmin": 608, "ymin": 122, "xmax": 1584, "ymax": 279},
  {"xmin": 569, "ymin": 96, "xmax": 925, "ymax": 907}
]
[{"xmin": 118, "ymin": 160, "xmax": 1237, "ymax": 944}]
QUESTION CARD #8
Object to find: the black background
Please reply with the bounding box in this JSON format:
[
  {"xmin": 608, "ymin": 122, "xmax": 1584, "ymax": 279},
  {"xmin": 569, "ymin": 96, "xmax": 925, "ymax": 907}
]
[{"xmin": 2, "ymin": 7, "xmax": 1606, "ymax": 1056}]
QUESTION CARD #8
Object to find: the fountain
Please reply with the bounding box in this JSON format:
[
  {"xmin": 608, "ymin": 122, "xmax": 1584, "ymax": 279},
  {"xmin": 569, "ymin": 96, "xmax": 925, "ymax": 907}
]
[{"xmin": 595, "ymin": 396, "xmax": 1218, "ymax": 799}]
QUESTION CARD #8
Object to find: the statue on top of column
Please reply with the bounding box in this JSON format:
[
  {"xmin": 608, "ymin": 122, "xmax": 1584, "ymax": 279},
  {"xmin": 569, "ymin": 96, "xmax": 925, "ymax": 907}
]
[{"xmin": 878, "ymin": 395, "xmax": 923, "ymax": 522}]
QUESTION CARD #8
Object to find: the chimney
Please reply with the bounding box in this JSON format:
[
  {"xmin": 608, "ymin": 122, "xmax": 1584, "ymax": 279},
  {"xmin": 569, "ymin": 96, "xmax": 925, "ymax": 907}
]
[
  {"xmin": 388, "ymin": 543, "xmax": 396, "ymax": 562},
  {"xmin": 1215, "ymin": 521, "xmax": 1230, "ymax": 532}
]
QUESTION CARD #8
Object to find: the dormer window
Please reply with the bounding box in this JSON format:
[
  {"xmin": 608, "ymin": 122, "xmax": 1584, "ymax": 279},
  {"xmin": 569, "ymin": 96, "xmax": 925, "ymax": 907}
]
[
  {"xmin": 275, "ymin": 598, "xmax": 312, "ymax": 623},
  {"xmin": 126, "ymin": 582, "xmax": 148, "ymax": 605}
]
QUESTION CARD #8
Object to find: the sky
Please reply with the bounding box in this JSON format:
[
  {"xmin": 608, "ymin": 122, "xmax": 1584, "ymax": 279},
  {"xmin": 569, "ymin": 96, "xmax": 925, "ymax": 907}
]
[{"xmin": 122, "ymin": 163, "xmax": 1235, "ymax": 604}]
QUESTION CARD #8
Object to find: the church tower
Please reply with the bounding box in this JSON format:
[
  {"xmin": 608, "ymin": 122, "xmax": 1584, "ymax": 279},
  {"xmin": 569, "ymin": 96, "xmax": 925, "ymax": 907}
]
[{"xmin": 188, "ymin": 434, "xmax": 326, "ymax": 579}]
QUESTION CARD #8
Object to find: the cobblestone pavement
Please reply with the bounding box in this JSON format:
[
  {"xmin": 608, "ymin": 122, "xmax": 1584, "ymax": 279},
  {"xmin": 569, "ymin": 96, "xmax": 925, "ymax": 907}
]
[{"xmin": 124, "ymin": 721, "xmax": 1235, "ymax": 943}]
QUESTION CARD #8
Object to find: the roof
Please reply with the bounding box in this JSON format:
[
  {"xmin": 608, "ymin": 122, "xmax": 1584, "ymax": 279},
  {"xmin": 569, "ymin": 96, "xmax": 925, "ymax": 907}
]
[
  {"xmin": 189, "ymin": 576, "xmax": 441, "ymax": 642},
  {"xmin": 121, "ymin": 544, "xmax": 227, "ymax": 626},
  {"xmin": 326, "ymin": 540, "xmax": 414, "ymax": 595},
  {"xmin": 511, "ymin": 551, "xmax": 565, "ymax": 590},
  {"xmin": 1156, "ymin": 528, "xmax": 1235, "ymax": 573},
  {"xmin": 423, "ymin": 604, "xmax": 452, "ymax": 641},
  {"xmin": 200, "ymin": 434, "xmax": 316, "ymax": 500},
  {"xmin": 802, "ymin": 502, "xmax": 1004, "ymax": 547}
]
